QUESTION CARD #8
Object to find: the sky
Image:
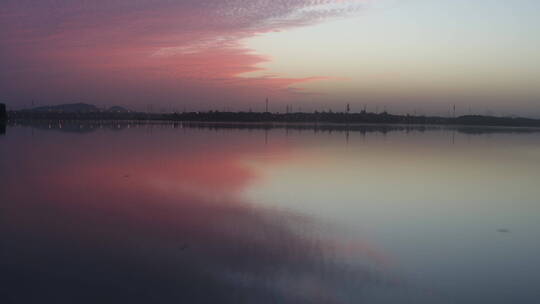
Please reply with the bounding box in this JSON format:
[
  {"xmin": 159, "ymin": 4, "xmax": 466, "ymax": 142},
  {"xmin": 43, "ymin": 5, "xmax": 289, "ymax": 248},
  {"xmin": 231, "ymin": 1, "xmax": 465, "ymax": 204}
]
[{"xmin": 1, "ymin": 0, "xmax": 539, "ymax": 116}]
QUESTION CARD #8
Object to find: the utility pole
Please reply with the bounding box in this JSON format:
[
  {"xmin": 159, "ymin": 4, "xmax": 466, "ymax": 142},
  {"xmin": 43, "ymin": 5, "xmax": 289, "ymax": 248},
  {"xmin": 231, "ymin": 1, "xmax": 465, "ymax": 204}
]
[
  {"xmin": 346, "ymin": 103, "xmax": 350, "ymax": 113},
  {"xmin": 265, "ymin": 97, "xmax": 269, "ymax": 113}
]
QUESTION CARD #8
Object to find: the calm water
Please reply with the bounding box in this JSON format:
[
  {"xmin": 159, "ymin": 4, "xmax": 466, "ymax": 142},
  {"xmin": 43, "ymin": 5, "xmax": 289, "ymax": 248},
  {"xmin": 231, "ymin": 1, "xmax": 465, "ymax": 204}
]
[{"xmin": 1, "ymin": 122, "xmax": 540, "ymax": 303}]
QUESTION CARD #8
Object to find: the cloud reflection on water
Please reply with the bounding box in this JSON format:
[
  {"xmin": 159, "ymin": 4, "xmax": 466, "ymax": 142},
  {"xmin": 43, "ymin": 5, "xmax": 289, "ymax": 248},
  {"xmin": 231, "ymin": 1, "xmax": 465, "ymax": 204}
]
[{"xmin": 0, "ymin": 125, "xmax": 390, "ymax": 303}]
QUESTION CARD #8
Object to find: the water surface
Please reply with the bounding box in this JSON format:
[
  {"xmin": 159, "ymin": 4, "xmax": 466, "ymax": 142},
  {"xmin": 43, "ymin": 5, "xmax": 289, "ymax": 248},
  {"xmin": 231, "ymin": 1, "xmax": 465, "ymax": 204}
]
[{"xmin": 1, "ymin": 122, "xmax": 539, "ymax": 303}]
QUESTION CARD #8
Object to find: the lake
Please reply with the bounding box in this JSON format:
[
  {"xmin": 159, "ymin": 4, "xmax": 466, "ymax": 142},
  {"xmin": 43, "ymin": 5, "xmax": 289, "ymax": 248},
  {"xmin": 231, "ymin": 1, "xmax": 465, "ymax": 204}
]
[{"xmin": 1, "ymin": 122, "xmax": 539, "ymax": 303}]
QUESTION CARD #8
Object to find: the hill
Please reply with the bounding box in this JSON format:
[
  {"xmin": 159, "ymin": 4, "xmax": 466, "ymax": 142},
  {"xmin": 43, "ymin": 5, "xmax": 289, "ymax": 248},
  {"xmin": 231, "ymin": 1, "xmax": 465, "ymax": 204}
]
[
  {"xmin": 24, "ymin": 103, "xmax": 132, "ymax": 113},
  {"xmin": 30, "ymin": 103, "xmax": 100, "ymax": 113}
]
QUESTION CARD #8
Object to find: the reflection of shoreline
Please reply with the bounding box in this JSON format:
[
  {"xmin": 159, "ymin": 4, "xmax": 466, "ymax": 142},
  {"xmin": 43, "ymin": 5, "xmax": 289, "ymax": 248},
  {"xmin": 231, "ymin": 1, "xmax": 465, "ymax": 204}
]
[
  {"xmin": 0, "ymin": 121, "xmax": 5, "ymax": 135},
  {"xmin": 8, "ymin": 119, "xmax": 540, "ymax": 135}
]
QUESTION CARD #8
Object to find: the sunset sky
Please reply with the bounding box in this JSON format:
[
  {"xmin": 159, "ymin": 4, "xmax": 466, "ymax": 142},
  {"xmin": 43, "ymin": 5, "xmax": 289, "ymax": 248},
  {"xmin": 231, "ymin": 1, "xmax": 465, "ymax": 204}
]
[{"xmin": 1, "ymin": 0, "xmax": 539, "ymax": 116}]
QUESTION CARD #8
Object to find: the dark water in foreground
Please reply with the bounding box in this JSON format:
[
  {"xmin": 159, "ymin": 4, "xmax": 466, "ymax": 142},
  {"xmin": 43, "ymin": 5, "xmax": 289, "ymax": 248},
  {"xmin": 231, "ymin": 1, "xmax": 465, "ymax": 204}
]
[{"xmin": 1, "ymin": 122, "xmax": 539, "ymax": 303}]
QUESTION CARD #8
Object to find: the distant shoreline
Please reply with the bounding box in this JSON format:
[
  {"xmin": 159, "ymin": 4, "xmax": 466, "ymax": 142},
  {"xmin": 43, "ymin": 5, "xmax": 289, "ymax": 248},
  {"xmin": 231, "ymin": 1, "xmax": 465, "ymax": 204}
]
[{"xmin": 7, "ymin": 109, "xmax": 540, "ymax": 129}]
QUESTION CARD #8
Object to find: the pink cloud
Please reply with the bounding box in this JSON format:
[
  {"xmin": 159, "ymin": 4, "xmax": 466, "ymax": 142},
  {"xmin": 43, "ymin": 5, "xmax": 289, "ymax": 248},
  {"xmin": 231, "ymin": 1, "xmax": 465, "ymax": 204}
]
[{"xmin": 0, "ymin": 0, "xmax": 364, "ymax": 109}]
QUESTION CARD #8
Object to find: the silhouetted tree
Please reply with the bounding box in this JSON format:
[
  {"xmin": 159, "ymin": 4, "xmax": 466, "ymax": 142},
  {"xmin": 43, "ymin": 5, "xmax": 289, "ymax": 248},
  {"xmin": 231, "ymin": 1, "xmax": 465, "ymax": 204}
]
[
  {"xmin": 0, "ymin": 103, "xmax": 5, "ymax": 135},
  {"xmin": 0, "ymin": 103, "xmax": 6, "ymax": 121}
]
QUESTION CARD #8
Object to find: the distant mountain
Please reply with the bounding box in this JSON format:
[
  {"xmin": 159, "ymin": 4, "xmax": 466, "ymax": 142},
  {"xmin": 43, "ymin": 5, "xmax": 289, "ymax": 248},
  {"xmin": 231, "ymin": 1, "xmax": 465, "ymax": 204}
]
[
  {"xmin": 27, "ymin": 103, "xmax": 131, "ymax": 113},
  {"xmin": 30, "ymin": 103, "xmax": 100, "ymax": 113}
]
